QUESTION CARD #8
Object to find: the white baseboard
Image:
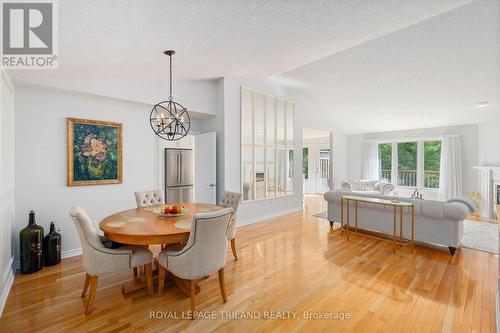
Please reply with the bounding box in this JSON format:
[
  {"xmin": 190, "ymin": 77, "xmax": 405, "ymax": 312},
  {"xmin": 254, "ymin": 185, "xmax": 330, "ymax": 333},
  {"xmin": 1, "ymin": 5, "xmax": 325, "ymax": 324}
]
[
  {"xmin": 0, "ymin": 258, "xmax": 15, "ymax": 317},
  {"xmin": 13, "ymin": 247, "xmax": 83, "ymax": 271},
  {"xmin": 61, "ymin": 248, "xmax": 82, "ymax": 259},
  {"xmin": 237, "ymin": 207, "xmax": 303, "ymax": 227}
]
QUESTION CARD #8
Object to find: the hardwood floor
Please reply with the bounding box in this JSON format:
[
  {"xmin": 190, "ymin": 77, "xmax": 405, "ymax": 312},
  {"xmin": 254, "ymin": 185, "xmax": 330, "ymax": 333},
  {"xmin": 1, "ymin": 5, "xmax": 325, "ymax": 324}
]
[{"xmin": 0, "ymin": 195, "xmax": 497, "ymax": 332}]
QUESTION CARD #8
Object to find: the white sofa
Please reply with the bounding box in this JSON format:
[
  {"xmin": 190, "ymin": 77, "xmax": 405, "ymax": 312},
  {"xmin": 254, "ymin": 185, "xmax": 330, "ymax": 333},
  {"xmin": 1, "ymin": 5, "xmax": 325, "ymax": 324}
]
[
  {"xmin": 341, "ymin": 179, "xmax": 394, "ymax": 195},
  {"xmin": 323, "ymin": 191, "xmax": 470, "ymax": 254}
]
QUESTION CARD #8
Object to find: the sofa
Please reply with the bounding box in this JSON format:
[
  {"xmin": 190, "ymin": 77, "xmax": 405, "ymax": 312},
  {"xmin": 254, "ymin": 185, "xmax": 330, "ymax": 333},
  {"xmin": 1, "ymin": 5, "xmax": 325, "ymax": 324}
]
[
  {"xmin": 341, "ymin": 179, "xmax": 394, "ymax": 195},
  {"xmin": 323, "ymin": 190, "xmax": 470, "ymax": 254}
]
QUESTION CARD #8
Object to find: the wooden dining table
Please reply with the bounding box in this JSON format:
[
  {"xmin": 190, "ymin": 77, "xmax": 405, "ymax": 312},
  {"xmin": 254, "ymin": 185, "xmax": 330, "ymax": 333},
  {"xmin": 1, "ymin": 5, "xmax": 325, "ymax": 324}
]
[{"xmin": 99, "ymin": 202, "xmax": 224, "ymax": 296}]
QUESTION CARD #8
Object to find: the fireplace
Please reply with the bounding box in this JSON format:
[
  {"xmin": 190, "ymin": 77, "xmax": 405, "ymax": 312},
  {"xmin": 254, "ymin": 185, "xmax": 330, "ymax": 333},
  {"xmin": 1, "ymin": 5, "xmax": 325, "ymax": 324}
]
[{"xmin": 474, "ymin": 166, "xmax": 500, "ymax": 219}]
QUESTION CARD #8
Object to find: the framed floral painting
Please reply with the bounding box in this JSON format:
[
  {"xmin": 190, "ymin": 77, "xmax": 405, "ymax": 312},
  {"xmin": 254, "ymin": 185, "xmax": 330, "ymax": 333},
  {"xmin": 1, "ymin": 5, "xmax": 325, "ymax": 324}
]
[{"xmin": 67, "ymin": 118, "xmax": 122, "ymax": 186}]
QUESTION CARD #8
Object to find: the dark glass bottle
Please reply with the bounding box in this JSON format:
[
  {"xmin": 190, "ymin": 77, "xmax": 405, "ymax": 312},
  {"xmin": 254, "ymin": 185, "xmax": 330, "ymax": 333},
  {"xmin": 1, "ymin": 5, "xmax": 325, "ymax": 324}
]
[
  {"xmin": 43, "ymin": 221, "xmax": 61, "ymax": 266},
  {"xmin": 20, "ymin": 210, "xmax": 44, "ymax": 274}
]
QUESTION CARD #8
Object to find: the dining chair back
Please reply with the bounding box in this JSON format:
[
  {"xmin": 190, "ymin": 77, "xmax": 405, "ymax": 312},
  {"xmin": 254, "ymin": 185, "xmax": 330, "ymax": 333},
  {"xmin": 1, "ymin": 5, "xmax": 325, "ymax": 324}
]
[
  {"xmin": 135, "ymin": 190, "xmax": 165, "ymax": 208},
  {"xmin": 219, "ymin": 191, "xmax": 242, "ymax": 260}
]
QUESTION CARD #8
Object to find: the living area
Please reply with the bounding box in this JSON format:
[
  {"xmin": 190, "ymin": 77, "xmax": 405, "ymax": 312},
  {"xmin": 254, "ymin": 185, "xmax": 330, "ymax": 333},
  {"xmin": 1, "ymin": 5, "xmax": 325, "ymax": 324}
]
[{"xmin": 321, "ymin": 123, "xmax": 499, "ymax": 255}]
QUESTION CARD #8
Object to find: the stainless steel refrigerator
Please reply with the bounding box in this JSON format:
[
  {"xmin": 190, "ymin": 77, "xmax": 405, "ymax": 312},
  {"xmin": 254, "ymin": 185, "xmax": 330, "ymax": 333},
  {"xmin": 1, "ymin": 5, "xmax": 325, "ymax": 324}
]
[{"xmin": 164, "ymin": 148, "xmax": 194, "ymax": 202}]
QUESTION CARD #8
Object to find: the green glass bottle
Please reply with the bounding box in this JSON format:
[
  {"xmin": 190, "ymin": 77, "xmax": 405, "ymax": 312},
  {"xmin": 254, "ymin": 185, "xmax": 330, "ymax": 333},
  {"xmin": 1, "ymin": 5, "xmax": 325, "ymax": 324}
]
[
  {"xmin": 20, "ymin": 210, "xmax": 44, "ymax": 274},
  {"xmin": 43, "ymin": 221, "xmax": 61, "ymax": 266}
]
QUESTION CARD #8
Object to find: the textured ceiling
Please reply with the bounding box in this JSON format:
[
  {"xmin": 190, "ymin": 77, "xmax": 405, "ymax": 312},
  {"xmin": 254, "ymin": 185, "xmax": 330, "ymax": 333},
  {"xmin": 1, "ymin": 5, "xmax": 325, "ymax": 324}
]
[
  {"xmin": 282, "ymin": 0, "xmax": 499, "ymax": 133},
  {"xmin": 9, "ymin": 0, "xmax": 475, "ymax": 81},
  {"xmin": 7, "ymin": 0, "xmax": 498, "ymax": 134}
]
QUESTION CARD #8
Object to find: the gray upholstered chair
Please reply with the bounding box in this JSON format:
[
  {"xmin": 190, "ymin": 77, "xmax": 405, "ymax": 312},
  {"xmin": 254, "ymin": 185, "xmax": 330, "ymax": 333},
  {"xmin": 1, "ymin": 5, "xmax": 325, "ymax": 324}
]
[
  {"xmin": 70, "ymin": 207, "xmax": 154, "ymax": 314},
  {"xmin": 219, "ymin": 191, "xmax": 242, "ymax": 260},
  {"xmin": 157, "ymin": 208, "xmax": 233, "ymax": 315},
  {"xmin": 135, "ymin": 190, "xmax": 169, "ymax": 252},
  {"xmin": 134, "ymin": 190, "xmax": 165, "ymax": 208}
]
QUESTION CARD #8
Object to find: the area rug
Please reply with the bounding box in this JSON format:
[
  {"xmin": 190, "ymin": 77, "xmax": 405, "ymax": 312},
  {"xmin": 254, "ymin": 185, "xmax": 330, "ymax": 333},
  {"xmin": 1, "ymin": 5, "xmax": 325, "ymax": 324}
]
[
  {"xmin": 313, "ymin": 211, "xmax": 328, "ymax": 219},
  {"xmin": 313, "ymin": 212, "xmax": 498, "ymax": 254},
  {"xmin": 461, "ymin": 220, "xmax": 498, "ymax": 254}
]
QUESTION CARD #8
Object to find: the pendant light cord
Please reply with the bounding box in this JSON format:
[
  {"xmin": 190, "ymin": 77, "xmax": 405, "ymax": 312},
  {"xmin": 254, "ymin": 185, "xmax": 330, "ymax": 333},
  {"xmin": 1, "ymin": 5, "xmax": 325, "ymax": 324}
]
[{"xmin": 169, "ymin": 54, "xmax": 173, "ymax": 100}]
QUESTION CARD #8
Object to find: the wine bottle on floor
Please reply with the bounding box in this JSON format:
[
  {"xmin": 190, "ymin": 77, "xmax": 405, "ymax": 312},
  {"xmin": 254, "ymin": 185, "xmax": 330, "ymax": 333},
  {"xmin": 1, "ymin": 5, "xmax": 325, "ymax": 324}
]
[
  {"xmin": 43, "ymin": 221, "xmax": 61, "ymax": 266},
  {"xmin": 20, "ymin": 210, "xmax": 44, "ymax": 274}
]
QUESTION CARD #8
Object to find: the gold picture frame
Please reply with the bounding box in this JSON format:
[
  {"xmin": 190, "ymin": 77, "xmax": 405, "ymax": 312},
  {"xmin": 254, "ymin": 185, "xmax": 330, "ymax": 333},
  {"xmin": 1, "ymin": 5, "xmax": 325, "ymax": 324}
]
[{"xmin": 67, "ymin": 118, "xmax": 123, "ymax": 186}]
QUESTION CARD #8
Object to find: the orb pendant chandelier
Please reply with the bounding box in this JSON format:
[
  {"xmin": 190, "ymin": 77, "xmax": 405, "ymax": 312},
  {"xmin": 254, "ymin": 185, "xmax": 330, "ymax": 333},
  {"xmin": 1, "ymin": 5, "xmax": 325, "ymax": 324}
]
[{"xmin": 150, "ymin": 50, "xmax": 191, "ymax": 141}]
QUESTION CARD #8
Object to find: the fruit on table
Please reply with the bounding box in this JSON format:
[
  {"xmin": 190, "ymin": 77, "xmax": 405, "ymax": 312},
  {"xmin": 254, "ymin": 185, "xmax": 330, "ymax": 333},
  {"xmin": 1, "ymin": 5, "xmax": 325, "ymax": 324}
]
[{"xmin": 163, "ymin": 204, "xmax": 186, "ymax": 215}]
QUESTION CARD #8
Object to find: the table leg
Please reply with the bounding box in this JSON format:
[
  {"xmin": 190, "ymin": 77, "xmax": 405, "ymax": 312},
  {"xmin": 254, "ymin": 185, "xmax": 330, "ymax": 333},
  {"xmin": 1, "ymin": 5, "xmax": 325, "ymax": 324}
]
[
  {"xmin": 122, "ymin": 267, "xmax": 158, "ymax": 295},
  {"xmin": 399, "ymin": 206, "xmax": 403, "ymax": 245},
  {"xmin": 411, "ymin": 205, "xmax": 415, "ymax": 250},
  {"xmin": 346, "ymin": 199, "xmax": 350, "ymax": 240},
  {"xmin": 355, "ymin": 200, "xmax": 358, "ymax": 232},
  {"xmin": 341, "ymin": 197, "xmax": 344, "ymax": 231},
  {"xmin": 393, "ymin": 206, "xmax": 396, "ymax": 253}
]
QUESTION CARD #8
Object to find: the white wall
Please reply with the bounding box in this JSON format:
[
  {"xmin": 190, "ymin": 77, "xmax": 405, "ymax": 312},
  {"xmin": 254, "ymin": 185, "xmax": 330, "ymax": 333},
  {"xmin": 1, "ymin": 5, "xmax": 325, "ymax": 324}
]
[
  {"xmin": 478, "ymin": 114, "xmax": 500, "ymax": 166},
  {"xmin": 13, "ymin": 85, "xmax": 205, "ymax": 262},
  {"xmin": 15, "ymin": 78, "xmax": 218, "ymax": 118},
  {"xmin": 0, "ymin": 71, "xmax": 15, "ymax": 315},
  {"xmin": 197, "ymin": 79, "xmax": 226, "ymax": 202},
  {"xmin": 346, "ymin": 124, "xmax": 479, "ymax": 198}
]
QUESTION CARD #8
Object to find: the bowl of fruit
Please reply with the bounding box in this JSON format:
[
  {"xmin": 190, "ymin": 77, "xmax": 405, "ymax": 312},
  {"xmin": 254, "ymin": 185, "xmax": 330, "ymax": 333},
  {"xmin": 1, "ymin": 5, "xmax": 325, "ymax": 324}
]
[{"xmin": 159, "ymin": 205, "xmax": 189, "ymax": 218}]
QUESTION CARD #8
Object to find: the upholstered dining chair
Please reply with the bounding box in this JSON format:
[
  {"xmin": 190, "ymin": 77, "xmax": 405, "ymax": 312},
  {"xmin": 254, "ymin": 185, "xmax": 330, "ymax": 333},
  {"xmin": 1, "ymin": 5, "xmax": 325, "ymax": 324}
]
[
  {"xmin": 219, "ymin": 191, "xmax": 242, "ymax": 260},
  {"xmin": 135, "ymin": 190, "xmax": 165, "ymax": 208},
  {"xmin": 157, "ymin": 208, "xmax": 234, "ymax": 316},
  {"xmin": 70, "ymin": 207, "xmax": 154, "ymax": 315},
  {"xmin": 135, "ymin": 190, "xmax": 169, "ymax": 253}
]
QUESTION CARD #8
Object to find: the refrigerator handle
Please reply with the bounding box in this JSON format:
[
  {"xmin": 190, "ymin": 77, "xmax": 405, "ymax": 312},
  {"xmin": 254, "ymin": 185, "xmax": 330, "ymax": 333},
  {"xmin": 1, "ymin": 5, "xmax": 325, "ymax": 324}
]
[
  {"xmin": 180, "ymin": 151, "xmax": 183, "ymax": 184},
  {"xmin": 177, "ymin": 151, "xmax": 181, "ymax": 184}
]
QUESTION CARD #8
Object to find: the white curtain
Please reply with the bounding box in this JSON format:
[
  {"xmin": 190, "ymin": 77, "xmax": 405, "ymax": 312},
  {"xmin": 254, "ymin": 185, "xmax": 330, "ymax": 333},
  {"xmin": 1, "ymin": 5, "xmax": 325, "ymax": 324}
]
[
  {"xmin": 361, "ymin": 141, "xmax": 380, "ymax": 180},
  {"xmin": 439, "ymin": 134, "xmax": 462, "ymax": 200}
]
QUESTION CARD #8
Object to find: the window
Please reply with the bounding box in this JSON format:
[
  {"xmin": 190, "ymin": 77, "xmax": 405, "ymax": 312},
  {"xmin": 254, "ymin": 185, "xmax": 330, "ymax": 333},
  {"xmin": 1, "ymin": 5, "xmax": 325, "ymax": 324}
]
[
  {"xmin": 241, "ymin": 87, "xmax": 294, "ymax": 202},
  {"xmin": 302, "ymin": 148, "xmax": 309, "ymax": 180},
  {"xmin": 424, "ymin": 141, "xmax": 441, "ymax": 189},
  {"xmin": 377, "ymin": 139, "xmax": 441, "ymax": 190},
  {"xmin": 397, "ymin": 142, "xmax": 417, "ymax": 187},
  {"xmin": 378, "ymin": 143, "xmax": 392, "ymax": 183}
]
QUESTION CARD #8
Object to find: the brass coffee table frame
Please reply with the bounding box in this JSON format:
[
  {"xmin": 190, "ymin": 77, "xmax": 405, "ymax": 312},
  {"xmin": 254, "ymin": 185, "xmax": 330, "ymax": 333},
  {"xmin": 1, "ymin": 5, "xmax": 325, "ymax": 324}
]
[{"xmin": 340, "ymin": 195, "xmax": 415, "ymax": 252}]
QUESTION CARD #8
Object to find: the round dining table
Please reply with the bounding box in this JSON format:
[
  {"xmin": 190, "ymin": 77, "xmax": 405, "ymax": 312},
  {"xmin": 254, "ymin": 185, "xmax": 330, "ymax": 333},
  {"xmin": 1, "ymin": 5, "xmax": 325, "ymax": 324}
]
[
  {"xmin": 99, "ymin": 202, "xmax": 224, "ymax": 295},
  {"xmin": 100, "ymin": 202, "xmax": 223, "ymax": 245}
]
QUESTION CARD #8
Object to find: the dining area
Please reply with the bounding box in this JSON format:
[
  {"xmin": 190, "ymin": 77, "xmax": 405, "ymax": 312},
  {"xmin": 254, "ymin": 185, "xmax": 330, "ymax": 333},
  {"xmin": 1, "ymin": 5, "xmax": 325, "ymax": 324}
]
[{"xmin": 69, "ymin": 190, "xmax": 242, "ymax": 317}]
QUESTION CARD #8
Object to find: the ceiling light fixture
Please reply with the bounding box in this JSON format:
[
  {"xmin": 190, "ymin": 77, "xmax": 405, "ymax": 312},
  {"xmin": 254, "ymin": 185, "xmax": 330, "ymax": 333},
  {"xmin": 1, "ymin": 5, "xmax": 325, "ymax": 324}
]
[
  {"xmin": 475, "ymin": 101, "xmax": 489, "ymax": 109},
  {"xmin": 149, "ymin": 50, "xmax": 191, "ymax": 141}
]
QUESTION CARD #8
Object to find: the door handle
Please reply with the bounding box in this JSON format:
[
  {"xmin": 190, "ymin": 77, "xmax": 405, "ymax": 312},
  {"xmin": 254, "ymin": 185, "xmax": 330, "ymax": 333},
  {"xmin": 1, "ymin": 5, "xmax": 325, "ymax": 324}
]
[{"xmin": 209, "ymin": 184, "xmax": 217, "ymax": 187}]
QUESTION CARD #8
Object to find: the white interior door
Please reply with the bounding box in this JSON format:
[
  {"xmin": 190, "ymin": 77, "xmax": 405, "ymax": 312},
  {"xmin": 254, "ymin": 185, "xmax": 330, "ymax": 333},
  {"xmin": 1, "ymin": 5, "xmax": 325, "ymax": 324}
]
[
  {"xmin": 194, "ymin": 132, "xmax": 216, "ymax": 204},
  {"xmin": 316, "ymin": 149, "xmax": 330, "ymax": 194}
]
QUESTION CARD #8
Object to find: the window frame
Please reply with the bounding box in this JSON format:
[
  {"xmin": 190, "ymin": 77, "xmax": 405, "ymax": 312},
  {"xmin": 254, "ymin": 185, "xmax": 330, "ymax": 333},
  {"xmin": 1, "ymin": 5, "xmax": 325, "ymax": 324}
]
[
  {"xmin": 377, "ymin": 138, "xmax": 442, "ymax": 191},
  {"xmin": 240, "ymin": 86, "xmax": 294, "ymax": 203}
]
